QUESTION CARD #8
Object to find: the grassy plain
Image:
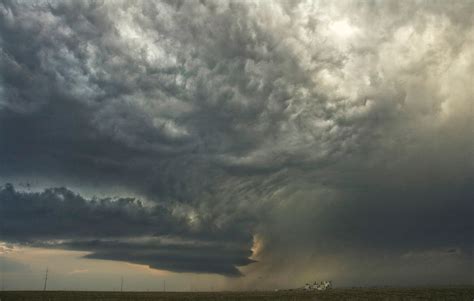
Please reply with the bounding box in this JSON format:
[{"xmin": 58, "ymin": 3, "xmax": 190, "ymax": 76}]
[{"xmin": 0, "ymin": 287, "xmax": 473, "ymax": 301}]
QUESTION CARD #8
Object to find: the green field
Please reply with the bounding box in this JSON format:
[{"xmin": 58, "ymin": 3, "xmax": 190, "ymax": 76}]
[{"xmin": 1, "ymin": 287, "xmax": 473, "ymax": 301}]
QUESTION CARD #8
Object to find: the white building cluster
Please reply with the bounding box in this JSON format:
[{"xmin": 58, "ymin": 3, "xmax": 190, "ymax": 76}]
[{"xmin": 303, "ymin": 280, "xmax": 332, "ymax": 291}]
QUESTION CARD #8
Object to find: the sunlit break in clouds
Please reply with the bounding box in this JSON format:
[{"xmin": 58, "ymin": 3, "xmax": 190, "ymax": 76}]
[{"xmin": 0, "ymin": 0, "xmax": 473, "ymax": 291}]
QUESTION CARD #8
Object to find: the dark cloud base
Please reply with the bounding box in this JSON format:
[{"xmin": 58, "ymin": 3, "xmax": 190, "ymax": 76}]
[{"xmin": 0, "ymin": 184, "xmax": 254, "ymax": 276}]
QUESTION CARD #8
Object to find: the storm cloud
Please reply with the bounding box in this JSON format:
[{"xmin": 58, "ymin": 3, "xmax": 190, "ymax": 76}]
[
  {"xmin": 0, "ymin": 183, "xmax": 255, "ymax": 275},
  {"xmin": 0, "ymin": 0, "xmax": 472, "ymax": 286}
]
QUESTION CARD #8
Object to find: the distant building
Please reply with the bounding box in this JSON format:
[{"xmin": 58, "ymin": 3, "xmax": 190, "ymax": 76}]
[{"xmin": 303, "ymin": 280, "xmax": 332, "ymax": 291}]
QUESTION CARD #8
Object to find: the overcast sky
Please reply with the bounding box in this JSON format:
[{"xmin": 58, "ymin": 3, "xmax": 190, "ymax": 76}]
[{"xmin": 0, "ymin": 0, "xmax": 473, "ymax": 291}]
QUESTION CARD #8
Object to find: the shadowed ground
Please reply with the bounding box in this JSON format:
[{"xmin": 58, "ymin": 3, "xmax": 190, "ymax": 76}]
[{"xmin": 0, "ymin": 287, "xmax": 473, "ymax": 301}]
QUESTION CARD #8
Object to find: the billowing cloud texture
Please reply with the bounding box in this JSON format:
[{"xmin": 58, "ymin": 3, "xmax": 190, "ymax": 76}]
[{"xmin": 0, "ymin": 0, "xmax": 472, "ymax": 287}]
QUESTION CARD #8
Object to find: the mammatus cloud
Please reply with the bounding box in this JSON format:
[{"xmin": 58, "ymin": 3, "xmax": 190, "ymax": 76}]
[{"xmin": 0, "ymin": 0, "xmax": 472, "ymax": 286}]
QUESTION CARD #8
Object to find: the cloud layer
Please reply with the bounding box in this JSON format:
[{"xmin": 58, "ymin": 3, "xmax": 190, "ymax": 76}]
[
  {"xmin": 0, "ymin": 184, "xmax": 254, "ymax": 275},
  {"xmin": 0, "ymin": 0, "xmax": 472, "ymax": 285}
]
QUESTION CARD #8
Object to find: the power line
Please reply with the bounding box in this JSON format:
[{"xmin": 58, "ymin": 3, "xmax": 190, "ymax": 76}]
[{"xmin": 43, "ymin": 267, "xmax": 48, "ymax": 291}]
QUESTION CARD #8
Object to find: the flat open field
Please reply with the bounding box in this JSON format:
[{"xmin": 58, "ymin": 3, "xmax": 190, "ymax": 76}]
[{"xmin": 1, "ymin": 287, "xmax": 473, "ymax": 301}]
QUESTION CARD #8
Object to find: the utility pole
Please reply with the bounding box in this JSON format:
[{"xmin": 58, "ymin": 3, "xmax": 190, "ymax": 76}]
[
  {"xmin": 43, "ymin": 267, "xmax": 48, "ymax": 291},
  {"xmin": 163, "ymin": 279, "xmax": 166, "ymax": 292},
  {"xmin": 120, "ymin": 276, "xmax": 123, "ymax": 292},
  {"xmin": 1, "ymin": 272, "xmax": 4, "ymax": 291},
  {"xmin": 1, "ymin": 256, "xmax": 5, "ymax": 291}
]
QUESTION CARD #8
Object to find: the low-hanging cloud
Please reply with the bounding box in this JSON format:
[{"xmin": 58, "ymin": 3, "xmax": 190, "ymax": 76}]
[
  {"xmin": 0, "ymin": 0, "xmax": 472, "ymax": 286},
  {"xmin": 0, "ymin": 183, "xmax": 254, "ymax": 276}
]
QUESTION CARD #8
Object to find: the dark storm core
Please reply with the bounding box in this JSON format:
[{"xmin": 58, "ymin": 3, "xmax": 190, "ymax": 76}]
[{"xmin": 0, "ymin": 0, "xmax": 472, "ymax": 286}]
